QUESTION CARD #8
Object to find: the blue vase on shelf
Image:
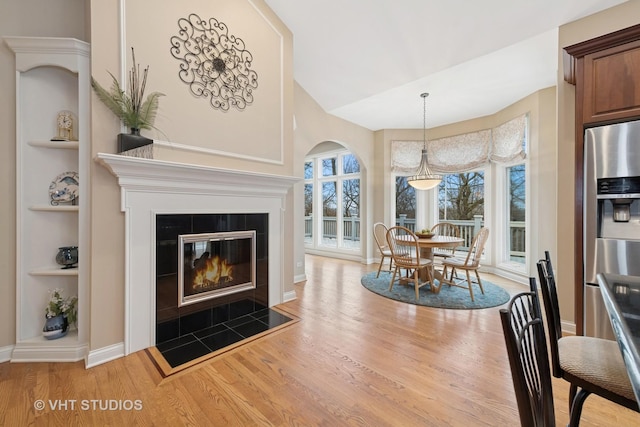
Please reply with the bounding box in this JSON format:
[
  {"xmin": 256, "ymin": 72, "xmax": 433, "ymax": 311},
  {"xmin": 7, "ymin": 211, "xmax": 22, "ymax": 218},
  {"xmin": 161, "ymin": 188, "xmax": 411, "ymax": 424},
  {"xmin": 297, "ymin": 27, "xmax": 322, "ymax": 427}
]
[{"xmin": 42, "ymin": 315, "xmax": 69, "ymax": 340}]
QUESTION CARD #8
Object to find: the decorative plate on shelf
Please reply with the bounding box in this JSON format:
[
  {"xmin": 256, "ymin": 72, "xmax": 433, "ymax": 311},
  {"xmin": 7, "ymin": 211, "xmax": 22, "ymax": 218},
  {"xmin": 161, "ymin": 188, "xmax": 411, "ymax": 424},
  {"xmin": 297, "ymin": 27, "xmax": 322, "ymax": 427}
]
[{"xmin": 49, "ymin": 171, "xmax": 79, "ymax": 205}]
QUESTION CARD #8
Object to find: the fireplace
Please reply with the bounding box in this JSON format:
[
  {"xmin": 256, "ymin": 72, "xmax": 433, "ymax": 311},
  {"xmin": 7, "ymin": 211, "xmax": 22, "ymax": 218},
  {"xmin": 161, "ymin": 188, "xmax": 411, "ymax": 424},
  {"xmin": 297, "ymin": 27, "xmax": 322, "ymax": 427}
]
[
  {"xmin": 156, "ymin": 213, "xmax": 269, "ymax": 346},
  {"xmin": 96, "ymin": 153, "xmax": 298, "ymax": 361},
  {"xmin": 179, "ymin": 231, "xmax": 256, "ymax": 306}
]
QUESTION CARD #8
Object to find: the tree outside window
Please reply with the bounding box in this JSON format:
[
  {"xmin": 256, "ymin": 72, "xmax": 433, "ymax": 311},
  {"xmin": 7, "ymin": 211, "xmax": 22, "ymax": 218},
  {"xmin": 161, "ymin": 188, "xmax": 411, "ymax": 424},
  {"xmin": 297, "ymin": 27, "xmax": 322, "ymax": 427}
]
[
  {"xmin": 438, "ymin": 172, "xmax": 485, "ymax": 221},
  {"xmin": 395, "ymin": 176, "xmax": 416, "ymax": 230}
]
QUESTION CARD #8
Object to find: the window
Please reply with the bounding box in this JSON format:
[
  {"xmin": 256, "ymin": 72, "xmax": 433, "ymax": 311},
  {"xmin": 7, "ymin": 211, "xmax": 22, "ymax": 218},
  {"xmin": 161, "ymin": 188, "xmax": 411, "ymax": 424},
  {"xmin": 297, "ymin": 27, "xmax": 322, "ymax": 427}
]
[
  {"xmin": 438, "ymin": 172, "xmax": 485, "ymax": 221},
  {"xmin": 395, "ymin": 176, "xmax": 416, "ymax": 231},
  {"xmin": 305, "ymin": 150, "xmax": 361, "ymax": 251},
  {"xmin": 390, "ymin": 114, "xmax": 528, "ymax": 275},
  {"xmin": 507, "ymin": 164, "xmax": 526, "ymax": 264},
  {"xmin": 304, "ymin": 162, "xmax": 313, "ymax": 245},
  {"xmin": 438, "ymin": 171, "xmax": 486, "ymax": 251},
  {"xmin": 321, "ymin": 181, "xmax": 338, "ymax": 247},
  {"xmin": 498, "ymin": 116, "xmax": 527, "ymax": 271}
]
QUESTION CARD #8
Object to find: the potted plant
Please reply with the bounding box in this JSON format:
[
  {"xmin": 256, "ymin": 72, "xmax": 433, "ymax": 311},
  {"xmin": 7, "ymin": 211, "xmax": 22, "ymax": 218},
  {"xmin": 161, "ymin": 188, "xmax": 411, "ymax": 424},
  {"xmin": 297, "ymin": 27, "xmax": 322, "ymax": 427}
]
[
  {"xmin": 43, "ymin": 288, "xmax": 78, "ymax": 340},
  {"xmin": 91, "ymin": 47, "xmax": 164, "ymax": 153}
]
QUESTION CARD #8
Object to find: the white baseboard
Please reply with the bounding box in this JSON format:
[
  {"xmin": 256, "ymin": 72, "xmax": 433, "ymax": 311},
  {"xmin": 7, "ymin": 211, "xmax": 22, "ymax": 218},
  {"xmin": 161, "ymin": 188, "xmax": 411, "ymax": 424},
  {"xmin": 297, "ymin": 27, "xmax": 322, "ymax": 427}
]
[
  {"xmin": 0, "ymin": 344, "xmax": 14, "ymax": 363},
  {"xmin": 293, "ymin": 273, "xmax": 307, "ymax": 284},
  {"xmin": 305, "ymin": 248, "xmax": 362, "ymax": 262},
  {"xmin": 561, "ymin": 320, "xmax": 577, "ymax": 335},
  {"xmin": 85, "ymin": 342, "xmax": 125, "ymax": 368},
  {"xmin": 283, "ymin": 289, "xmax": 297, "ymax": 302},
  {"xmin": 11, "ymin": 342, "xmax": 87, "ymax": 363}
]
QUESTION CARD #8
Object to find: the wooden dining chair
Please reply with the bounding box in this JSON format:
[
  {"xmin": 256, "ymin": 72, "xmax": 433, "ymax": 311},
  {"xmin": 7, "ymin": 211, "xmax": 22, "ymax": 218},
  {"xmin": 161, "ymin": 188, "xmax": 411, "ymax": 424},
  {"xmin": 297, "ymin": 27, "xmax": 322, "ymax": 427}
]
[
  {"xmin": 500, "ymin": 277, "xmax": 556, "ymax": 427},
  {"xmin": 537, "ymin": 252, "xmax": 639, "ymax": 425},
  {"xmin": 441, "ymin": 227, "xmax": 489, "ymax": 301},
  {"xmin": 373, "ymin": 222, "xmax": 393, "ymax": 277},
  {"xmin": 430, "ymin": 222, "xmax": 461, "ymax": 263},
  {"xmin": 386, "ymin": 226, "xmax": 432, "ymax": 300}
]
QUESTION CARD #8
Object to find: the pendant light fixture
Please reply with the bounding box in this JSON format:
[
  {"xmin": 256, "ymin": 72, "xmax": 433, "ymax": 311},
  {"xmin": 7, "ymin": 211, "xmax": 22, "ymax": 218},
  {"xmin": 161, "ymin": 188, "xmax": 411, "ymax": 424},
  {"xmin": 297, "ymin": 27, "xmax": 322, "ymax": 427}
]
[{"xmin": 407, "ymin": 92, "xmax": 442, "ymax": 190}]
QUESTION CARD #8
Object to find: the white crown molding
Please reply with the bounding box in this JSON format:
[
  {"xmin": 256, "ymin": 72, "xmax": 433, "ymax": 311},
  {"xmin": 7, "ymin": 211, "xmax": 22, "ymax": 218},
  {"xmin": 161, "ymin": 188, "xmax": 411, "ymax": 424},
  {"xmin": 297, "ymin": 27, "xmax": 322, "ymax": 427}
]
[{"xmin": 5, "ymin": 37, "xmax": 90, "ymax": 72}]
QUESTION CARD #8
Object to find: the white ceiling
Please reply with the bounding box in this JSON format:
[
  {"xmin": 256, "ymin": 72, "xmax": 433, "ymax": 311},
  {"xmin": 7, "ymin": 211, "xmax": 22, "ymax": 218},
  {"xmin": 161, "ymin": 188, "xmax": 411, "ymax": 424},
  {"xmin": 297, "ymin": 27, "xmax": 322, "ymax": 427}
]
[{"xmin": 264, "ymin": 0, "xmax": 627, "ymax": 130}]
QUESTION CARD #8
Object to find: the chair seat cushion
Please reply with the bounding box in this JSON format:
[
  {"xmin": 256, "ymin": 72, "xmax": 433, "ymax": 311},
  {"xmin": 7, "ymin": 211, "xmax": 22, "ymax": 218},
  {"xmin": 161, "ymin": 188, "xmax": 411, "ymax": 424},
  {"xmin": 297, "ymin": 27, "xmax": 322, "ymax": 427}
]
[
  {"xmin": 394, "ymin": 257, "xmax": 431, "ymax": 268},
  {"xmin": 442, "ymin": 257, "xmax": 467, "ymax": 268},
  {"xmin": 558, "ymin": 335, "xmax": 636, "ymax": 401},
  {"xmin": 433, "ymin": 252, "xmax": 453, "ymax": 258}
]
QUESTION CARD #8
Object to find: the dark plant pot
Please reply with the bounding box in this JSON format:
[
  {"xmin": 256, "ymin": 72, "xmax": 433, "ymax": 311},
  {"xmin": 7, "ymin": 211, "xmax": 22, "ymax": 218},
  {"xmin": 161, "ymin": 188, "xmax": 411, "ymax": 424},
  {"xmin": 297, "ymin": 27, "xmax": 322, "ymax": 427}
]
[
  {"xmin": 43, "ymin": 314, "xmax": 69, "ymax": 340},
  {"xmin": 117, "ymin": 128, "xmax": 153, "ymax": 153}
]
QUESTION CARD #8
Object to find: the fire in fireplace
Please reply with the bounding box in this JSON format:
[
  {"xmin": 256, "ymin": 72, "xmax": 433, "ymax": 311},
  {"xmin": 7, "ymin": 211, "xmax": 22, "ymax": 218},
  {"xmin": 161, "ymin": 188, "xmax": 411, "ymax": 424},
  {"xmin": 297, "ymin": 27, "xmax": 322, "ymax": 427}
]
[{"xmin": 178, "ymin": 230, "xmax": 256, "ymax": 306}]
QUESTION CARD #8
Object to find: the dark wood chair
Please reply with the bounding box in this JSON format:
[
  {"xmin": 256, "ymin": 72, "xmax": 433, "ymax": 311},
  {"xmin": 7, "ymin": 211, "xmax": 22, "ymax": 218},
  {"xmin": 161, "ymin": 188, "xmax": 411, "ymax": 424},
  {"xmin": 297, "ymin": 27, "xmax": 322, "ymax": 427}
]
[
  {"xmin": 537, "ymin": 251, "xmax": 639, "ymax": 426},
  {"xmin": 500, "ymin": 277, "xmax": 556, "ymax": 426},
  {"xmin": 386, "ymin": 226, "xmax": 432, "ymax": 300}
]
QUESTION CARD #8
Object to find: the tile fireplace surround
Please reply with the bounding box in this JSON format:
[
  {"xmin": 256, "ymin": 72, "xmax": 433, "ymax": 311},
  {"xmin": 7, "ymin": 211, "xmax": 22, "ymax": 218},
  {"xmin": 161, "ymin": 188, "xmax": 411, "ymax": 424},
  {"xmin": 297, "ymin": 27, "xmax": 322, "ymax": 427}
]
[{"xmin": 97, "ymin": 153, "xmax": 298, "ymax": 356}]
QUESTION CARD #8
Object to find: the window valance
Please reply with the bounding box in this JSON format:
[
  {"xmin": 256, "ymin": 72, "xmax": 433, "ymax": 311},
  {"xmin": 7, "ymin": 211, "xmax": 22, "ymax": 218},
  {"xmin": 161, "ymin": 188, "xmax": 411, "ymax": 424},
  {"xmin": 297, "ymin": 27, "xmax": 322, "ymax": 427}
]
[{"xmin": 391, "ymin": 114, "xmax": 527, "ymax": 174}]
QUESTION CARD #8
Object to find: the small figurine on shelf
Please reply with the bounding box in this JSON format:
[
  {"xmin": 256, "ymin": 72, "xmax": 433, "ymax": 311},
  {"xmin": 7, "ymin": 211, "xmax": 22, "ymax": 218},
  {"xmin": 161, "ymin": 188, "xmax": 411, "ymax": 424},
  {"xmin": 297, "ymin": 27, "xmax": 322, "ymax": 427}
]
[{"xmin": 43, "ymin": 288, "xmax": 77, "ymax": 340}]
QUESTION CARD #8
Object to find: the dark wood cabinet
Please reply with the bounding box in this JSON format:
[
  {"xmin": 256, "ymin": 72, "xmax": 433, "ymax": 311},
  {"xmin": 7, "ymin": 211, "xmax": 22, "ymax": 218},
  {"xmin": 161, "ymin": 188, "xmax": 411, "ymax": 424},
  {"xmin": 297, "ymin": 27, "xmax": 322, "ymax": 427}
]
[
  {"xmin": 565, "ymin": 23, "xmax": 640, "ymax": 124},
  {"xmin": 583, "ymin": 39, "xmax": 640, "ymax": 123},
  {"xmin": 564, "ymin": 23, "xmax": 640, "ymax": 335}
]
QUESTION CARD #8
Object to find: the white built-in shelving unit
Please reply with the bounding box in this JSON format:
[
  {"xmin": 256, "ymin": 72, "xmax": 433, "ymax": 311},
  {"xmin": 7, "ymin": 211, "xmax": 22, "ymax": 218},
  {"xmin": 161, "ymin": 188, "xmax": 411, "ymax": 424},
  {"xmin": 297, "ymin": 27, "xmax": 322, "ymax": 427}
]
[{"xmin": 7, "ymin": 37, "xmax": 90, "ymax": 362}]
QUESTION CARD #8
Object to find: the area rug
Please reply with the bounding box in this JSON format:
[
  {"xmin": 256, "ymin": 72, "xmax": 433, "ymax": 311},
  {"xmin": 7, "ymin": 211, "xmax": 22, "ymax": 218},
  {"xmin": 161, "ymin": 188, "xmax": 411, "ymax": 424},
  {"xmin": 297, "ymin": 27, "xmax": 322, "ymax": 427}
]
[{"xmin": 361, "ymin": 271, "xmax": 511, "ymax": 309}]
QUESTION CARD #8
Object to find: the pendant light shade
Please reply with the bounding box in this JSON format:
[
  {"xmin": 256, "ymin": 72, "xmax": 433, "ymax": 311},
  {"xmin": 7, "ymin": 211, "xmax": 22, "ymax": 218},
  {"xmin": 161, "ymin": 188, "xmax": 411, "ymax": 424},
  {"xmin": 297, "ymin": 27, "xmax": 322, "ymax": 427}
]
[{"xmin": 408, "ymin": 93, "xmax": 441, "ymax": 190}]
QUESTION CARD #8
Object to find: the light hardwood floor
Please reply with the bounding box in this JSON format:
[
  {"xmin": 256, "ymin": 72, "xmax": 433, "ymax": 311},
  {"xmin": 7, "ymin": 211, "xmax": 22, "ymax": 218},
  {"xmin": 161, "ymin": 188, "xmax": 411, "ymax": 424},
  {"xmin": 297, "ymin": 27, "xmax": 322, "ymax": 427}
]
[{"xmin": 1, "ymin": 255, "xmax": 639, "ymax": 425}]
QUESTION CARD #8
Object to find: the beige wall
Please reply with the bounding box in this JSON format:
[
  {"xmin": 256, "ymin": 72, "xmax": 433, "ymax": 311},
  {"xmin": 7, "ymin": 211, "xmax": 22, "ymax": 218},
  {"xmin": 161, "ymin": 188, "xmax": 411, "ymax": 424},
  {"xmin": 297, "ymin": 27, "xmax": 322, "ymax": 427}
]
[
  {"xmin": 292, "ymin": 83, "xmax": 375, "ymax": 266},
  {"xmin": 557, "ymin": 1, "xmax": 640, "ymax": 329},
  {"xmin": 88, "ymin": 0, "xmax": 295, "ymax": 352},
  {"xmin": 0, "ymin": 0, "xmax": 87, "ymax": 350}
]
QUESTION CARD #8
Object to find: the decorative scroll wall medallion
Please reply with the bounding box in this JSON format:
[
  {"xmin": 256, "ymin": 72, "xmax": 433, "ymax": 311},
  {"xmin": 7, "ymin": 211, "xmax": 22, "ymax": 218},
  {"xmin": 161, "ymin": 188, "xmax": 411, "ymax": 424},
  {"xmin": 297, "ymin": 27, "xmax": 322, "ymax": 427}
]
[{"xmin": 170, "ymin": 13, "xmax": 258, "ymax": 111}]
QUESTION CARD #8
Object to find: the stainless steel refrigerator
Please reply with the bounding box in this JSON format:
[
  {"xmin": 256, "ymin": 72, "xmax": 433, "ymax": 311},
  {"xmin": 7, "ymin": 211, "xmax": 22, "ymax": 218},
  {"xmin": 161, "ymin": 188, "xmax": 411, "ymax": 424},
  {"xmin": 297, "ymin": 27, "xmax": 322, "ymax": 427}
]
[{"xmin": 584, "ymin": 119, "xmax": 640, "ymax": 339}]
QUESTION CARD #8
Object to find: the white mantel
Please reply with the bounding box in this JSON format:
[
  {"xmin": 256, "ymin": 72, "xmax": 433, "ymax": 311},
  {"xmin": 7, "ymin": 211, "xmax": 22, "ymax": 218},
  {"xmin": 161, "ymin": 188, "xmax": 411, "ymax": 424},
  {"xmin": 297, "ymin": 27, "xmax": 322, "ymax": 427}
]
[{"xmin": 96, "ymin": 153, "xmax": 298, "ymax": 355}]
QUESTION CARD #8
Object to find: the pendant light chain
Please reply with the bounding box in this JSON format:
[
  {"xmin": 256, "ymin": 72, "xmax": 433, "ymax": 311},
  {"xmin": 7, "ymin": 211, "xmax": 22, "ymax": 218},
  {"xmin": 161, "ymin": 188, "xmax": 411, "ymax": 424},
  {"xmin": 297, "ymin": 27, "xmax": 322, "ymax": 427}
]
[{"xmin": 422, "ymin": 92, "xmax": 428, "ymax": 150}]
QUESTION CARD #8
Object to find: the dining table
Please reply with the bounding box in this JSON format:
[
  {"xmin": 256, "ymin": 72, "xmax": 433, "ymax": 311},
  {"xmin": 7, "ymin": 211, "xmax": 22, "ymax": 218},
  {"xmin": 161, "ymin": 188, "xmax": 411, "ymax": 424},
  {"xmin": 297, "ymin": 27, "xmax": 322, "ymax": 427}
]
[
  {"xmin": 416, "ymin": 235, "xmax": 465, "ymax": 293},
  {"xmin": 596, "ymin": 272, "xmax": 640, "ymax": 406}
]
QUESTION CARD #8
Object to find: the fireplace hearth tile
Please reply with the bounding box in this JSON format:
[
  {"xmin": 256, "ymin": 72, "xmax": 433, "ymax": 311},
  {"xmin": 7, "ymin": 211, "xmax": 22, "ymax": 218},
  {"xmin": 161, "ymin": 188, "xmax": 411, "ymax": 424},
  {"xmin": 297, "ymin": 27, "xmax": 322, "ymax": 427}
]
[
  {"xmin": 234, "ymin": 320, "xmax": 270, "ymax": 337},
  {"xmin": 152, "ymin": 307, "xmax": 297, "ymax": 374},
  {"xmin": 225, "ymin": 313, "xmax": 261, "ymax": 328},
  {"xmin": 256, "ymin": 309, "xmax": 293, "ymax": 328},
  {"xmin": 199, "ymin": 328, "xmax": 245, "ymax": 352},
  {"xmin": 156, "ymin": 334, "xmax": 198, "ymax": 353},
  {"xmin": 193, "ymin": 323, "xmax": 228, "ymax": 339},
  {"xmin": 161, "ymin": 339, "xmax": 212, "ymax": 367}
]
